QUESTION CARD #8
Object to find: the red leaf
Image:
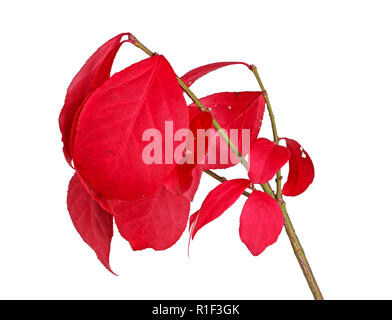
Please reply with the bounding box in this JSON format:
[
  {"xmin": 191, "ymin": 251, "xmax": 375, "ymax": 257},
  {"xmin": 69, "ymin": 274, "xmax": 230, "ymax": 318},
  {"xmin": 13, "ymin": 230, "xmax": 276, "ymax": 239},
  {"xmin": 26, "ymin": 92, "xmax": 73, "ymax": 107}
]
[
  {"xmin": 156, "ymin": 110, "xmax": 213, "ymax": 202},
  {"xmin": 189, "ymin": 210, "xmax": 199, "ymax": 231},
  {"xmin": 248, "ymin": 138, "xmax": 290, "ymax": 184},
  {"xmin": 164, "ymin": 111, "xmax": 212, "ymax": 201},
  {"xmin": 76, "ymin": 173, "xmax": 191, "ymax": 250},
  {"xmin": 67, "ymin": 174, "xmax": 114, "ymax": 273},
  {"xmin": 164, "ymin": 164, "xmax": 203, "ymax": 202},
  {"xmin": 181, "ymin": 165, "xmax": 203, "ymax": 201},
  {"xmin": 281, "ymin": 138, "xmax": 315, "ymax": 196},
  {"xmin": 75, "ymin": 171, "xmax": 112, "ymax": 213},
  {"xmin": 181, "ymin": 62, "xmax": 250, "ymax": 87},
  {"xmin": 239, "ymin": 190, "xmax": 283, "ymax": 256},
  {"xmin": 114, "ymin": 186, "xmax": 190, "ymax": 251},
  {"xmin": 189, "ymin": 92, "xmax": 265, "ymax": 169},
  {"xmin": 187, "ymin": 111, "xmax": 214, "ymax": 165},
  {"xmin": 72, "ymin": 55, "xmax": 189, "ymax": 201},
  {"xmin": 59, "ymin": 33, "xmax": 130, "ymax": 166},
  {"xmin": 191, "ymin": 179, "xmax": 251, "ymax": 239},
  {"xmin": 188, "ymin": 210, "xmax": 199, "ymax": 255}
]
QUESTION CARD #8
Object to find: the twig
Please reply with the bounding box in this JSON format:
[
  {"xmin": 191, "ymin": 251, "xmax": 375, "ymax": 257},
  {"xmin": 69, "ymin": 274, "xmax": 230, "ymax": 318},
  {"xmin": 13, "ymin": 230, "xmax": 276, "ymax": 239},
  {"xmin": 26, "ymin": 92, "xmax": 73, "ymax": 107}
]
[{"xmin": 130, "ymin": 34, "xmax": 323, "ymax": 300}]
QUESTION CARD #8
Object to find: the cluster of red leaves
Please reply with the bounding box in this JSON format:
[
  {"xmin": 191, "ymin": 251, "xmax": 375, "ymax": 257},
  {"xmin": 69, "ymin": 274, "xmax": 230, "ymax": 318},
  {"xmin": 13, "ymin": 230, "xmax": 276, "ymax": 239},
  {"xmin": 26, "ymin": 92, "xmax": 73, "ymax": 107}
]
[{"xmin": 60, "ymin": 34, "xmax": 315, "ymax": 273}]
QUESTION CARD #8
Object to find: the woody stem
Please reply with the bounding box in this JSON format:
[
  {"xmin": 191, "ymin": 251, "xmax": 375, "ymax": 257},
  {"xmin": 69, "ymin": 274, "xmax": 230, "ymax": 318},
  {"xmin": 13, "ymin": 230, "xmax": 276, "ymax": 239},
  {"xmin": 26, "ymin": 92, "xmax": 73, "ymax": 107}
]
[
  {"xmin": 250, "ymin": 66, "xmax": 283, "ymax": 197},
  {"xmin": 131, "ymin": 35, "xmax": 323, "ymax": 300},
  {"xmin": 204, "ymin": 169, "xmax": 252, "ymax": 197},
  {"xmin": 250, "ymin": 66, "xmax": 323, "ymax": 300}
]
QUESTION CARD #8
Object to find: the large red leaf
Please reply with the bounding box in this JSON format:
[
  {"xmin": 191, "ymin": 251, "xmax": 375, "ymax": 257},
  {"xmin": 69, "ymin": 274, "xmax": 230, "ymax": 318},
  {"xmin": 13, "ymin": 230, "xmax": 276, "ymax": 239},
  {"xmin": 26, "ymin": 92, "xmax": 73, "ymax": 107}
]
[
  {"xmin": 181, "ymin": 61, "xmax": 250, "ymax": 87},
  {"xmin": 191, "ymin": 179, "xmax": 251, "ymax": 239},
  {"xmin": 281, "ymin": 138, "xmax": 315, "ymax": 196},
  {"xmin": 114, "ymin": 186, "xmax": 190, "ymax": 251},
  {"xmin": 248, "ymin": 138, "xmax": 290, "ymax": 184},
  {"xmin": 75, "ymin": 171, "xmax": 191, "ymax": 250},
  {"xmin": 59, "ymin": 33, "xmax": 130, "ymax": 165},
  {"xmin": 189, "ymin": 92, "xmax": 265, "ymax": 169},
  {"xmin": 77, "ymin": 156, "xmax": 192, "ymax": 249},
  {"xmin": 239, "ymin": 190, "xmax": 283, "ymax": 256},
  {"xmin": 67, "ymin": 174, "xmax": 114, "ymax": 273},
  {"xmin": 72, "ymin": 55, "xmax": 189, "ymax": 201}
]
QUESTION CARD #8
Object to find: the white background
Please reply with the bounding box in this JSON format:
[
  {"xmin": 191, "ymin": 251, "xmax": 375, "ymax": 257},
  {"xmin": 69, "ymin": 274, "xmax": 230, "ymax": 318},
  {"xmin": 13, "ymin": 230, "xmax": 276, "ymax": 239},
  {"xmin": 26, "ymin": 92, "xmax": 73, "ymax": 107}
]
[{"xmin": 0, "ymin": 0, "xmax": 391, "ymax": 300}]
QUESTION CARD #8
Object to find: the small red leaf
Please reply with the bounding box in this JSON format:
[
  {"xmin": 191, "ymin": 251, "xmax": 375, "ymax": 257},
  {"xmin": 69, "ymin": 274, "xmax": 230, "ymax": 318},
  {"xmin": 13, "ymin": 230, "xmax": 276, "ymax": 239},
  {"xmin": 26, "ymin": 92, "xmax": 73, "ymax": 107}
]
[
  {"xmin": 181, "ymin": 165, "xmax": 204, "ymax": 201},
  {"xmin": 114, "ymin": 186, "xmax": 190, "ymax": 251},
  {"xmin": 67, "ymin": 174, "xmax": 114, "ymax": 273},
  {"xmin": 189, "ymin": 92, "xmax": 265, "ymax": 169},
  {"xmin": 191, "ymin": 179, "xmax": 251, "ymax": 239},
  {"xmin": 281, "ymin": 138, "xmax": 315, "ymax": 196},
  {"xmin": 187, "ymin": 111, "xmax": 214, "ymax": 165},
  {"xmin": 164, "ymin": 164, "xmax": 203, "ymax": 202},
  {"xmin": 72, "ymin": 55, "xmax": 189, "ymax": 201},
  {"xmin": 248, "ymin": 138, "xmax": 290, "ymax": 184},
  {"xmin": 240, "ymin": 190, "xmax": 283, "ymax": 256},
  {"xmin": 163, "ymin": 111, "xmax": 213, "ymax": 201},
  {"xmin": 59, "ymin": 33, "xmax": 130, "ymax": 165},
  {"xmin": 181, "ymin": 62, "xmax": 250, "ymax": 87}
]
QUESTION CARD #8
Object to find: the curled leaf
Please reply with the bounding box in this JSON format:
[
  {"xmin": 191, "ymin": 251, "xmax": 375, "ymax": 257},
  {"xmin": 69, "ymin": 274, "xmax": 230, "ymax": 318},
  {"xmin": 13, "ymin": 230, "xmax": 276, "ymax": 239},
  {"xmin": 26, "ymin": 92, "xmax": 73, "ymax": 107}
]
[
  {"xmin": 281, "ymin": 138, "xmax": 315, "ymax": 196},
  {"xmin": 67, "ymin": 174, "xmax": 114, "ymax": 273},
  {"xmin": 187, "ymin": 111, "xmax": 214, "ymax": 165},
  {"xmin": 189, "ymin": 92, "xmax": 265, "ymax": 169},
  {"xmin": 72, "ymin": 55, "xmax": 189, "ymax": 201},
  {"xmin": 164, "ymin": 163, "xmax": 203, "ymax": 202},
  {"xmin": 181, "ymin": 61, "xmax": 250, "ymax": 87},
  {"xmin": 191, "ymin": 179, "xmax": 251, "ymax": 239},
  {"xmin": 60, "ymin": 33, "xmax": 130, "ymax": 165},
  {"xmin": 240, "ymin": 190, "xmax": 283, "ymax": 256},
  {"xmin": 114, "ymin": 186, "xmax": 190, "ymax": 251},
  {"xmin": 163, "ymin": 111, "xmax": 213, "ymax": 201},
  {"xmin": 248, "ymin": 138, "xmax": 290, "ymax": 184},
  {"xmin": 189, "ymin": 210, "xmax": 199, "ymax": 232}
]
